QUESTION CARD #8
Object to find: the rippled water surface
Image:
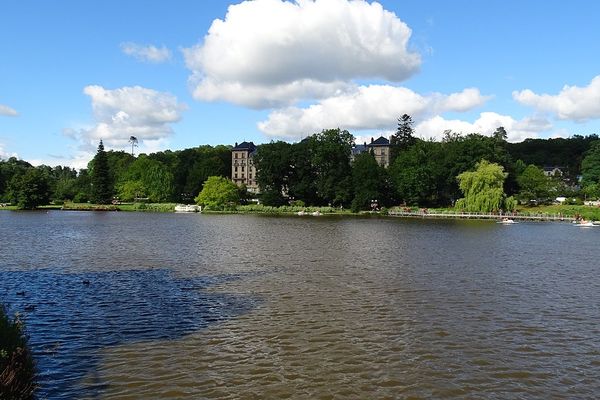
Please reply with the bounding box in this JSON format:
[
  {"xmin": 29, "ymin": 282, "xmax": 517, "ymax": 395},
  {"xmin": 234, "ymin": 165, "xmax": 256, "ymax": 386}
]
[{"xmin": 1, "ymin": 211, "xmax": 600, "ymax": 399}]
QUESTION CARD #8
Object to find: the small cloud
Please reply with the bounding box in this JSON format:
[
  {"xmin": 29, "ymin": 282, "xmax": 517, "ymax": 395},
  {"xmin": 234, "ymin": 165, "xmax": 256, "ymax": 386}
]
[
  {"xmin": 120, "ymin": 42, "xmax": 172, "ymax": 63},
  {"xmin": 0, "ymin": 104, "xmax": 18, "ymax": 117}
]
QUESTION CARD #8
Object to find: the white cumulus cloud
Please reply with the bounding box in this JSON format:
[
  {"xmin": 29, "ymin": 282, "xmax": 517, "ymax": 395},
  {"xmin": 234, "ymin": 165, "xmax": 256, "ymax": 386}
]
[
  {"xmin": 258, "ymin": 85, "xmax": 490, "ymax": 138},
  {"xmin": 120, "ymin": 42, "xmax": 172, "ymax": 63},
  {"xmin": 69, "ymin": 85, "xmax": 186, "ymax": 154},
  {"xmin": 415, "ymin": 112, "xmax": 552, "ymax": 143},
  {"xmin": 0, "ymin": 104, "xmax": 18, "ymax": 117},
  {"xmin": 183, "ymin": 0, "xmax": 421, "ymax": 108},
  {"xmin": 513, "ymin": 75, "xmax": 600, "ymax": 121}
]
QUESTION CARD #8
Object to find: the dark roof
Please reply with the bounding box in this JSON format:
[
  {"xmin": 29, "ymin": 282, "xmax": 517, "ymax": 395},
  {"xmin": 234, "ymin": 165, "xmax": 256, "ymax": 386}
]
[
  {"xmin": 351, "ymin": 144, "xmax": 368, "ymax": 156},
  {"xmin": 232, "ymin": 141, "xmax": 256, "ymax": 151},
  {"xmin": 367, "ymin": 136, "xmax": 390, "ymax": 146}
]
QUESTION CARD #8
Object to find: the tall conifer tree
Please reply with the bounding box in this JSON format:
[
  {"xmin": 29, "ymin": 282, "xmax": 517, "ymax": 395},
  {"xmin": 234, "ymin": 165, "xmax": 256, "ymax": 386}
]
[{"xmin": 91, "ymin": 140, "xmax": 112, "ymax": 204}]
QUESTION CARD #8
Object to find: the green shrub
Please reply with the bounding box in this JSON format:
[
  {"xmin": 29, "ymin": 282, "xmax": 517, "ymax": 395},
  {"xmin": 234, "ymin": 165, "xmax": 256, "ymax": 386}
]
[{"xmin": 1, "ymin": 305, "xmax": 36, "ymax": 399}]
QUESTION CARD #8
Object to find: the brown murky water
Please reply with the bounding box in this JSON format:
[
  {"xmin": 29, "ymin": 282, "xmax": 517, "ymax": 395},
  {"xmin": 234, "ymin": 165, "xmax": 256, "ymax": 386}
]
[{"xmin": 1, "ymin": 211, "xmax": 600, "ymax": 399}]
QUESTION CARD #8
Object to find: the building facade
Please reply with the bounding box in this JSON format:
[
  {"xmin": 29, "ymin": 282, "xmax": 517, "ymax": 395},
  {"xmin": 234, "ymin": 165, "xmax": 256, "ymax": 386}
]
[
  {"xmin": 367, "ymin": 136, "xmax": 391, "ymax": 168},
  {"xmin": 231, "ymin": 141, "xmax": 259, "ymax": 193},
  {"xmin": 352, "ymin": 136, "xmax": 391, "ymax": 168}
]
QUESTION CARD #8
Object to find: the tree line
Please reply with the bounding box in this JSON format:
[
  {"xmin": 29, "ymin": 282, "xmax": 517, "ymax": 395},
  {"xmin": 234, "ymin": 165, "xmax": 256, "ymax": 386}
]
[
  {"xmin": 1, "ymin": 116, "xmax": 600, "ymax": 210},
  {"xmin": 249, "ymin": 119, "xmax": 600, "ymax": 212},
  {"xmin": 0, "ymin": 142, "xmax": 231, "ymax": 208}
]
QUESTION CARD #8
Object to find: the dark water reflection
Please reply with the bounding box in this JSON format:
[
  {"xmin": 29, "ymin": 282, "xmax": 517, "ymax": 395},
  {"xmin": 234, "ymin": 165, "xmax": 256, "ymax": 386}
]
[{"xmin": 1, "ymin": 211, "xmax": 600, "ymax": 398}]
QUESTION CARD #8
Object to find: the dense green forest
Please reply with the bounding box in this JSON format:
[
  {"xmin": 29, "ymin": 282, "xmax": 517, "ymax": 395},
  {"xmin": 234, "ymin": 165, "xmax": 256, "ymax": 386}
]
[{"xmin": 1, "ymin": 121, "xmax": 600, "ymax": 210}]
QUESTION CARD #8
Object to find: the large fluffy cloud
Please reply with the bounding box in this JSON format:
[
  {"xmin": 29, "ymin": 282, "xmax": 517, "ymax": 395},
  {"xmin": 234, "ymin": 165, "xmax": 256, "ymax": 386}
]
[
  {"xmin": 120, "ymin": 42, "xmax": 172, "ymax": 63},
  {"xmin": 415, "ymin": 113, "xmax": 552, "ymax": 143},
  {"xmin": 258, "ymin": 85, "xmax": 490, "ymax": 137},
  {"xmin": 183, "ymin": 0, "xmax": 420, "ymax": 108},
  {"xmin": 0, "ymin": 104, "xmax": 18, "ymax": 117},
  {"xmin": 513, "ymin": 75, "xmax": 600, "ymax": 121},
  {"xmin": 70, "ymin": 85, "xmax": 186, "ymax": 153}
]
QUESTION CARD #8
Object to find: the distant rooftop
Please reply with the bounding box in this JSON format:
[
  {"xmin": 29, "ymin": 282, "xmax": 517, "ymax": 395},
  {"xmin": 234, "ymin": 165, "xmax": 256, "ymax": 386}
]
[
  {"xmin": 232, "ymin": 141, "xmax": 256, "ymax": 151},
  {"xmin": 367, "ymin": 136, "xmax": 390, "ymax": 146}
]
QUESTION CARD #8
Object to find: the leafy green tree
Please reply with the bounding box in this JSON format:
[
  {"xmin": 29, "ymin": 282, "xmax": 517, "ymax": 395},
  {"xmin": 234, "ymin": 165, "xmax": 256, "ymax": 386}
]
[
  {"xmin": 73, "ymin": 169, "xmax": 92, "ymax": 203},
  {"xmin": 7, "ymin": 167, "xmax": 50, "ymax": 209},
  {"xmin": 389, "ymin": 139, "xmax": 444, "ymax": 206},
  {"xmin": 309, "ymin": 128, "xmax": 354, "ymax": 206},
  {"xmin": 351, "ymin": 152, "xmax": 392, "ymax": 212},
  {"xmin": 441, "ymin": 133, "xmax": 512, "ymax": 204},
  {"xmin": 582, "ymin": 141, "xmax": 600, "ymax": 187},
  {"xmin": 455, "ymin": 160, "xmax": 514, "ymax": 212},
  {"xmin": 0, "ymin": 157, "xmax": 32, "ymax": 202},
  {"xmin": 90, "ymin": 140, "xmax": 113, "ymax": 204},
  {"xmin": 117, "ymin": 180, "xmax": 147, "ymax": 202},
  {"xmin": 254, "ymin": 141, "xmax": 293, "ymax": 206},
  {"xmin": 287, "ymin": 139, "xmax": 318, "ymax": 205},
  {"xmin": 120, "ymin": 155, "xmax": 174, "ymax": 202},
  {"xmin": 517, "ymin": 164, "xmax": 552, "ymax": 202},
  {"xmin": 195, "ymin": 176, "xmax": 240, "ymax": 209},
  {"xmin": 50, "ymin": 165, "xmax": 78, "ymax": 201}
]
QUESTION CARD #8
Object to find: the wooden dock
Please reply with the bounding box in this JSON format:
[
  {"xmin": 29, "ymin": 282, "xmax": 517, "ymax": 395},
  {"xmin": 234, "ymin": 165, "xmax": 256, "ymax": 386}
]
[{"xmin": 387, "ymin": 210, "xmax": 575, "ymax": 222}]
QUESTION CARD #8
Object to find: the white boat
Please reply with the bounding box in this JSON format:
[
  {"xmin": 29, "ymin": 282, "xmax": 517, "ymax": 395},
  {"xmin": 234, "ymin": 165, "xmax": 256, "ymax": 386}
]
[
  {"xmin": 497, "ymin": 218, "xmax": 517, "ymax": 224},
  {"xmin": 174, "ymin": 204, "xmax": 201, "ymax": 213},
  {"xmin": 311, "ymin": 211, "xmax": 321, "ymax": 216},
  {"xmin": 297, "ymin": 210, "xmax": 306, "ymax": 216},
  {"xmin": 575, "ymin": 220, "xmax": 595, "ymax": 227}
]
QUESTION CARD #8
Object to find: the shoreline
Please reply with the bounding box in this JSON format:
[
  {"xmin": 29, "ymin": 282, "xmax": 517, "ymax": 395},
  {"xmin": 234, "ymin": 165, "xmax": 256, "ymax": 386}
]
[{"xmin": 2, "ymin": 203, "xmax": 599, "ymax": 222}]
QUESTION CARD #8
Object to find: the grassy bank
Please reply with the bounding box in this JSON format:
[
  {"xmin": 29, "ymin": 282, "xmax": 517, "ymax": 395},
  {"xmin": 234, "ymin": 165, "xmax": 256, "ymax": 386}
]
[
  {"xmin": 518, "ymin": 204, "xmax": 600, "ymax": 220},
  {"xmin": 203, "ymin": 204, "xmax": 356, "ymax": 215},
  {"xmin": 1, "ymin": 306, "xmax": 36, "ymax": 399},
  {"xmin": 3, "ymin": 202, "xmax": 600, "ymax": 219}
]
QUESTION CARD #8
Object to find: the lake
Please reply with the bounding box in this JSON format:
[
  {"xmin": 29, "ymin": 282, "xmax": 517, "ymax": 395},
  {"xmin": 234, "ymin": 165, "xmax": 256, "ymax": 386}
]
[{"xmin": 1, "ymin": 211, "xmax": 599, "ymax": 399}]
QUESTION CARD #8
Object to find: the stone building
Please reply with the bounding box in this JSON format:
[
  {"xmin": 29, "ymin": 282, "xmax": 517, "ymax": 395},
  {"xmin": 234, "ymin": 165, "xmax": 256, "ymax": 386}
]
[
  {"xmin": 231, "ymin": 141, "xmax": 259, "ymax": 193},
  {"xmin": 351, "ymin": 136, "xmax": 392, "ymax": 168}
]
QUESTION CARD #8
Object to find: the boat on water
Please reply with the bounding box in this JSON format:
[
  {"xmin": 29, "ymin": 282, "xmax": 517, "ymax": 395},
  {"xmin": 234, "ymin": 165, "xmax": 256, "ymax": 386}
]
[
  {"xmin": 174, "ymin": 204, "xmax": 201, "ymax": 213},
  {"xmin": 574, "ymin": 219, "xmax": 595, "ymax": 227},
  {"xmin": 297, "ymin": 210, "xmax": 306, "ymax": 216},
  {"xmin": 311, "ymin": 211, "xmax": 321, "ymax": 216},
  {"xmin": 497, "ymin": 218, "xmax": 517, "ymax": 224}
]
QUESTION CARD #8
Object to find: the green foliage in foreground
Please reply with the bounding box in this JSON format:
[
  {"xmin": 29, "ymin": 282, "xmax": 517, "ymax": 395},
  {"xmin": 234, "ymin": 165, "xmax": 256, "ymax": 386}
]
[
  {"xmin": 7, "ymin": 168, "xmax": 50, "ymax": 209},
  {"xmin": 1, "ymin": 305, "xmax": 36, "ymax": 399}
]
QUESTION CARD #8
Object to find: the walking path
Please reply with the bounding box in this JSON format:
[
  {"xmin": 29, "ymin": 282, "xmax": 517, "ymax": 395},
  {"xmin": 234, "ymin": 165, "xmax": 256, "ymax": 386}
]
[{"xmin": 388, "ymin": 210, "xmax": 575, "ymax": 222}]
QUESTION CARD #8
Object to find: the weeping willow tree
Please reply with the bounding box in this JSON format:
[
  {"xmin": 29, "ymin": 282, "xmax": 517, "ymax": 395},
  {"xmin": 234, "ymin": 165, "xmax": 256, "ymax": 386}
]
[{"xmin": 455, "ymin": 160, "xmax": 516, "ymax": 212}]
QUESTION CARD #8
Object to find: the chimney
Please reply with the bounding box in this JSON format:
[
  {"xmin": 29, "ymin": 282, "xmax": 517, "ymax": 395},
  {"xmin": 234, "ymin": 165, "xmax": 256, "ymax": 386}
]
[
  {"xmin": 235, "ymin": 142, "xmax": 238, "ymax": 147},
  {"xmin": 371, "ymin": 137, "xmax": 374, "ymax": 143}
]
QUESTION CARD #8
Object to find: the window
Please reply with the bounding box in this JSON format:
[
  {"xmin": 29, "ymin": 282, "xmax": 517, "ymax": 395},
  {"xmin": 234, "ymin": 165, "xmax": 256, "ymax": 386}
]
[
  {"xmin": 235, "ymin": 153, "xmax": 238, "ymax": 159},
  {"xmin": 234, "ymin": 167, "xmax": 238, "ymax": 172},
  {"xmin": 249, "ymin": 174, "xmax": 252, "ymax": 179},
  {"xmin": 241, "ymin": 166, "xmax": 245, "ymax": 172},
  {"xmin": 242, "ymin": 153, "xmax": 245, "ymax": 159},
  {"xmin": 234, "ymin": 173, "xmax": 238, "ymax": 179}
]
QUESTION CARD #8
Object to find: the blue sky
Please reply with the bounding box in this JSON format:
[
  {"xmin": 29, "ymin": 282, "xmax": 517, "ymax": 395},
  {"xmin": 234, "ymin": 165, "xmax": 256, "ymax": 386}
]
[{"xmin": 1, "ymin": 0, "xmax": 599, "ymax": 168}]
